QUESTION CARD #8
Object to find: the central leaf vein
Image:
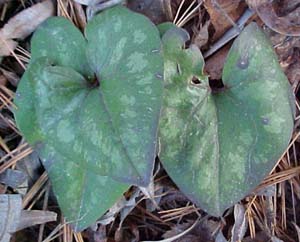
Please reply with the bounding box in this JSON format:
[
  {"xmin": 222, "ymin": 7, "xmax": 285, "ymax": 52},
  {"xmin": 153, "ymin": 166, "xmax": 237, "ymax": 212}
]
[{"xmin": 97, "ymin": 90, "xmax": 143, "ymax": 182}]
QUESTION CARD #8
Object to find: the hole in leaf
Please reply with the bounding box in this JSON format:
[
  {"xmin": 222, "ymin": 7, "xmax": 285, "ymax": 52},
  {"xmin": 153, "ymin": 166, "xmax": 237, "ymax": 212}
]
[
  {"xmin": 209, "ymin": 79, "xmax": 226, "ymax": 93},
  {"xmin": 192, "ymin": 76, "xmax": 201, "ymax": 84}
]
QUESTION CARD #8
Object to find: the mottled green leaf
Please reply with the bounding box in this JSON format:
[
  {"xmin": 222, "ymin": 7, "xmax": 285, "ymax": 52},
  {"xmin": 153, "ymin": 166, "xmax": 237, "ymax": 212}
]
[
  {"xmin": 14, "ymin": 6, "xmax": 163, "ymax": 230},
  {"xmin": 30, "ymin": 17, "xmax": 92, "ymax": 77},
  {"xmin": 159, "ymin": 23, "xmax": 294, "ymax": 216},
  {"xmin": 157, "ymin": 22, "xmax": 176, "ymax": 37}
]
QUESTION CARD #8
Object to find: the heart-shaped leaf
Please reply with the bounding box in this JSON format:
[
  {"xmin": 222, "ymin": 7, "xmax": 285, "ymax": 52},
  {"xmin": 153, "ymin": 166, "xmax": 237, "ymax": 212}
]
[
  {"xmin": 14, "ymin": 6, "xmax": 163, "ymax": 230},
  {"xmin": 159, "ymin": 23, "xmax": 294, "ymax": 216}
]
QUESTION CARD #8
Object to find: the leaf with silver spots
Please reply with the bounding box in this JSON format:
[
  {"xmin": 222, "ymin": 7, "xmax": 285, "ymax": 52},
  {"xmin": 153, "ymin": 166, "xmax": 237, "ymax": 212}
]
[
  {"xmin": 159, "ymin": 23, "xmax": 294, "ymax": 216},
  {"xmin": 14, "ymin": 6, "xmax": 163, "ymax": 231}
]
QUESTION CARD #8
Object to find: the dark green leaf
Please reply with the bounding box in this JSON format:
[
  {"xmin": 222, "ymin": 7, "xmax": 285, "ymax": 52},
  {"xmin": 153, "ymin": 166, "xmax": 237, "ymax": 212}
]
[
  {"xmin": 14, "ymin": 6, "xmax": 163, "ymax": 230},
  {"xmin": 159, "ymin": 23, "xmax": 294, "ymax": 216},
  {"xmin": 30, "ymin": 17, "xmax": 92, "ymax": 77},
  {"xmin": 157, "ymin": 22, "xmax": 176, "ymax": 37}
]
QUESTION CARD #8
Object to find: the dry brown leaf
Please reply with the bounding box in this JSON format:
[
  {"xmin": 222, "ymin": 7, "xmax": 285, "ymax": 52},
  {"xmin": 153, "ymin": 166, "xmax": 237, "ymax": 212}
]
[
  {"xmin": 0, "ymin": 194, "xmax": 22, "ymax": 242},
  {"xmin": 143, "ymin": 218, "xmax": 201, "ymax": 242},
  {"xmin": 93, "ymin": 225, "xmax": 108, "ymax": 242},
  {"xmin": 139, "ymin": 162, "xmax": 162, "ymax": 210},
  {"xmin": 215, "ymin": 230, "xmax": 228, "ymax": 242},
  {"xmin": 159, "ymin": 218, "xmax": 216, "ymax": 242},
  {"xmin": 0, "ymin": 0, "xmax": 54, "ymax": 57},
  {"xmin": 204, "ymin": 0, "xmax": 247, "ymax": 41},
  {"xmin": 242, "ymin": 231, "xmax": 270, "ymax": 242},
  {"xmin": 96, "ymin": 188, "xmax": 140, "ymax": 226},
  {"xmin": 231, "ymin": 204, "xmax": 247, "ymax": 242},
  {"xmin": 271, "ymin": 236, "xmax": 284, "ymax": 242},
  {"xmin": 15, "ymin": 151, "xmax": 42, "ymax": 188},
  {"xmin": 0, "ymin": 184, "xmax": 6, "ymax": 194},
  {"xmin": 0, "ymin": 0, "xmax": 7, "ymax": 6},
  {"xmin": 16, "ymin": 210, "xmax": 57, "ymax": 231},
  {"xmin": 0, "ymin": 67, "xmax": 20, "ymax": 87},
  {"xmin": 0, "ymin": 40, "xmax": 17, "ymax": 56},
  {"xmin": 0, "ymin": 194, "xmax": 57, "ymax": 242},
  {"xmin": 73, "ymin": 1, "xmax": 87, "ymax": 30},
  {"xmin": 145, "ymin": 184, "xmax": 164, "ymax": 212},
  {"xmin": 268, "ymin": 31, "xmax": 300, "ymax": 87},
  {"xmin": 204, "ymin": 43, "xmax": 230, "ymax": 80},
  {"xmin": 247, "ymin": 0, "xmax": 300, "ymax": 36},
  {"xmin": 0, "ymin": 75, "xmax": 7, "ymax": 86},
  {"xmin": 127, "ymin": 0, "xmax": 173, "ymax": 24},
  {"xmin": 162, "ymin": 221, "xmax": 193, "ymax": 240},
  {"xmin": 286, "ymin": 60, "xmax": 300, "ymax": 89},
  {"xmin": 192, "ymin": 20, "xmax": 210, "ymax": 49},
  {"xmin": 0, "ymin": 169, "xmax": 27, "ymax": 189}
]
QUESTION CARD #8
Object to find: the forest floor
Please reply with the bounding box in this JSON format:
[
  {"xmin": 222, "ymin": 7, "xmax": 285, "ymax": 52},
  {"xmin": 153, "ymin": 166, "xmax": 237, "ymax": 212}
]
[{"xmin": 1, "ymin": 0, "xmax": 300, "ymax": 241}]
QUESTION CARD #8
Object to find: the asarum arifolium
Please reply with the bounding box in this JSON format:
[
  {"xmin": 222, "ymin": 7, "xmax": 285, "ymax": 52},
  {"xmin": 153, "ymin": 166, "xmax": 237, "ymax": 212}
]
[
  {"xmin": 14, "ymin": 5, "xmax": 294, "ymax": 231},
  {"xmin": 159, "ymin": 23, "xmax": 294, "ymax": 216},
  {"xmin": 14, "ymin": 6, "xmax": 163, "ymax": 231}
]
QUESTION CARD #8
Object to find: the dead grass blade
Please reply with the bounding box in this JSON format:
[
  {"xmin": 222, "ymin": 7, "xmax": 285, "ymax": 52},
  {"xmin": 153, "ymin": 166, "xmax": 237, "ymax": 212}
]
[
  {"xmin": 38, "ymin": 183, "xmax": 51, "ymax": 242},
  {"xmin": 63, "ymin": 221, "xmax": 73, "ymax": 242},
  {"xmin": 245, "ymin": 125, "xmax": 300, "ymax": 240},
  {"xmin": 177, "ymin": 1, "xmax": 203, "ymax": 27},
  {"xmin": 22, "ymin": 171, "xmax": 48, "ymax": 209},
  {"xmin": 0, "ymin": 144, "xmax": 33, "ymax": 173},
  {"xmin": 159, "ymin": 204, "xmax": 199, "ymax": 222},
  {"xmin": 42, "ymin": 223, "xmax": 65, "ymax": 242},
  {"xmin": 57, "ymin": 0, "xmax": 87, "ymax": 30},
  {"xmin": 0, "ymin": 113, "xmax": 20, "ymax": 135},
  {"xmin": 74, "ymin": 232, "xmax": 84, "ymax": 242},
  {"xmin": 141, "ymin": 216, "xmax": 202, "ymax": 242}
]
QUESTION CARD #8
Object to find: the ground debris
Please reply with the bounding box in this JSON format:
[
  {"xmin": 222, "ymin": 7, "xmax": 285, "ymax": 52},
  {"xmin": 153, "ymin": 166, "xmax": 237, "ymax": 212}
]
[
  {"xmin": 247, "ymin": 0, "xmax": 300, "ymax": 36},
  {"xmin": 0, "ymin": 194, "xmax": 56, "ymax": 242},
  {"xmin": 1, "ymin": 1, "xmax": 300, "ymax": 241},
  {"xmin": 0, "ymin": 0, "xmax": 54, "ymax": 57}
]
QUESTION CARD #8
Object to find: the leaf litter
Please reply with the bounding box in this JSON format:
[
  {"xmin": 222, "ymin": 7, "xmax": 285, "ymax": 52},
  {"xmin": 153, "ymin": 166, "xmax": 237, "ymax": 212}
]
[
  {"xmin": 0, "ymin": 0, "xmax": 54, "ymax": 57},
  {"xmin": 1, "ymin": 0, "xmax": 300, "ymax": 241},
  {"xmin": 0, "ymin": 194, "xmax": 56, "ymax": 242}
]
